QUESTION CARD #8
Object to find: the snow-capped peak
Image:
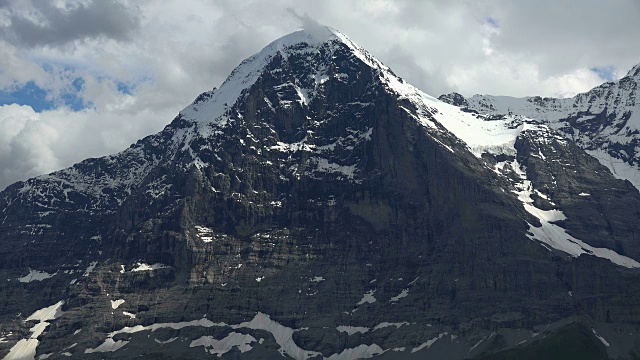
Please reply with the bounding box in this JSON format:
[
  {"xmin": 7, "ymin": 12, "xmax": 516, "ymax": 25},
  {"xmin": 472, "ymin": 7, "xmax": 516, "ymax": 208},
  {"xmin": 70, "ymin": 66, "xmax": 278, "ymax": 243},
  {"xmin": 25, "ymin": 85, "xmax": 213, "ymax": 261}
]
[
  {"xmin": 179, "ymin": 26, "xmax": 382, "ymax": 127},
  {"xmin": 273, "ymin": 26, "xmax": 340, "ymax": 47},
  {"xmin": 178, "ymin": 25, "xmax": 535, "ymax": 163}
]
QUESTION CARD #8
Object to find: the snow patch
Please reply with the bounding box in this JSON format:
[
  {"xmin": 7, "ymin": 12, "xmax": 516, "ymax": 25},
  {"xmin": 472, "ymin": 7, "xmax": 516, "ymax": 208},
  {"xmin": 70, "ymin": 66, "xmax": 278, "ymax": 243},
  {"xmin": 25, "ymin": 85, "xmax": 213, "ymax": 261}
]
[
  {"xmin": 90, "ymin": 312, "xmax": 319, "ymax": 359},
  {"xmin": 390, "ymin": 289, "xmax": 409, "ymax": 302},
  {"xmin": 313, "ymin": 157, "xmax": 357, "ymax": 179},
  {"xmin": 373, "ymin": 322, "xmax": 410, "ymax": 331},
  {"xmin": 587, "ymin": 149, "xmax": 640, "ymax": 191},
  {"xmin": 526, "ymin": 206, "xmax": 640, "ymax": 269},
  {"xmin": 468, "ymin": 333, "xmax": 493, "ymax": 353},
  {"xmin": 110, "ymin": 299, "xmax": 125, "ymax": 310},
  {"xmin": 195, "ymin": 225, "xmax": 215, "ymax": 242},
  {"xmin": 336, "ymin": 326, "xmax": 369, "ymax": 335},
  {"xmin": 325, "ymin": 344, "xmax": 385, "ymax": 360},
  {"xmin": 232, "ymin": 312, "xmax": 321, "ymax": 360},
  {"xmin": 26, "ymin": 301, "xmax": 65, "ymax": 322},
  {"xmin": 356, "ymin": 290, "xmax": 376, "ymax": 305},
  {"xmin": 122, "ymin": 312, "xmax": 136, "ymax": 319},
  {"xmin": 592, "ymin": 329, "xmax": 610, "ymax": 347},
  {"xmin": 85, "ymin": 338, "xmax": 129, "ymax": 354},
  {"xmin": 3, "ymin": 336, "xmax": 41, "ymax": 360},
  {"xmin": 513, "ymin": 161, "xmax": 640, "ymax": 268},
  {"xmin": 18, "ymin": 269, "xmax": 55, "ymax": 283},
  {"xmin": 4, "ymin": 301, "xmax": 65, "ymax": 360},
  {"xmin": 154, "ymin": 337, "xmax": 178, "ymax": 345},
  {"xmin": 131, "ymin": 262, "xmax": 169, "ymax": 272},
  {"xmin": 82, "ymin": 261, "xmax": 97, "ymax": 277},
  {"xmin": 190, "ymin": 332, "xmax": 256, "ymax": 357},
  {"xmin": 411, "ymin": 332, "xmax": 448, "ymax": 353}
]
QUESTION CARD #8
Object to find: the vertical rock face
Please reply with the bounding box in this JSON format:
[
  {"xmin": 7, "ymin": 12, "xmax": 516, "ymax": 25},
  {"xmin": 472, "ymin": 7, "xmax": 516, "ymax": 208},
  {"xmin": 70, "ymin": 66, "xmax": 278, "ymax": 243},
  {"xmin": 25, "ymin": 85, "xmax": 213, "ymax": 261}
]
[{"xmin": 1, "ymin": 28, "xmax": 640, "ymax": 359}]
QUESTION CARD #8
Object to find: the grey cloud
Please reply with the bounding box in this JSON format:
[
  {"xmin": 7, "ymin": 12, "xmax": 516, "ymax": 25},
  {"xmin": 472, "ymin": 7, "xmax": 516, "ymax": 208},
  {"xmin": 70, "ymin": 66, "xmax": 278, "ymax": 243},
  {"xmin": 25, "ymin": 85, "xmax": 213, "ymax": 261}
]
[
  {"xmin": 286, "ymin": 8, "xmax": 327, "ymax": 36},
  {"xmin": 382, "ymin": 44, "xmax": 453, "ymax": 96},
  {"xmin": 488, "ymin": 0, "xmax": 640, "ymax": 77},
  {"xmin": 0, "ymin": 0, "xmax": 141, "ymax": 47}
]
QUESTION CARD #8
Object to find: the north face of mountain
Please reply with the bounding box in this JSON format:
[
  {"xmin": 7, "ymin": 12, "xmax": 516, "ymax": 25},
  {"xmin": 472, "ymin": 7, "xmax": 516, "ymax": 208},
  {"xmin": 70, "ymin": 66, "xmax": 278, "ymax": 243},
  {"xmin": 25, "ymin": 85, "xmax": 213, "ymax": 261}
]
[{"xmin": 1, "ymin": 28, "xmax": 640, "ymax": 359}]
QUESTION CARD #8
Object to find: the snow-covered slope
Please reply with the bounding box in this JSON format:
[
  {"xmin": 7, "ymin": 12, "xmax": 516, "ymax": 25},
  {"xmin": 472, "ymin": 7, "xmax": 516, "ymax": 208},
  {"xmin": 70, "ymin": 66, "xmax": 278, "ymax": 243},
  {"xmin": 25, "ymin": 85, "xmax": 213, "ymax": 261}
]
[
  {"xmin": 440, "ymin": 64, "xmax": 640, "ymax": 189},
  {"xmin": 180, "ymin": 27, "xmax": 387, "ymax": 127}
]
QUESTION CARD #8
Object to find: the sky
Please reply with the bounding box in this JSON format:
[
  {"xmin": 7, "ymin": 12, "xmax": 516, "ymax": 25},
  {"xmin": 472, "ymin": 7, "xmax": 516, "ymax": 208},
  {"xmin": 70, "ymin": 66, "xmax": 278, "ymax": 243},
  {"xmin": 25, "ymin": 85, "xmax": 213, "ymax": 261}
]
[{"xmin": 0, "ymin": 0, "xmax": 639, "ymax": 190}]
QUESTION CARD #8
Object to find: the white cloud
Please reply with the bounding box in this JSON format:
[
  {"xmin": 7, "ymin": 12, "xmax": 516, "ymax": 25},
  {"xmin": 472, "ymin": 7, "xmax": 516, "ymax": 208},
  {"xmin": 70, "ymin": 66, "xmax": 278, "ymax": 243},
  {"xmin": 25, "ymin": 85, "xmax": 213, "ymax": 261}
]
[
  {"xmin": 0, "ymin": 0, "xmax": 639, "ymax": 189},
  {"xmin": 0, "ymin": 103, "xmax": 175, "ymax": 189}
]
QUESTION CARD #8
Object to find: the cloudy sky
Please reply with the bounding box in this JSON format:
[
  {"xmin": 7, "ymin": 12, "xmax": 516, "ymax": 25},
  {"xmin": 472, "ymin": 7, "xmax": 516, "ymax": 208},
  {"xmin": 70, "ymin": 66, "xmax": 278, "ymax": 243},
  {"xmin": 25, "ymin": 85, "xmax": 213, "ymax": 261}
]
[{"xmin": 0, "ymin": 0, "xmax": 639, "ymax": 190}]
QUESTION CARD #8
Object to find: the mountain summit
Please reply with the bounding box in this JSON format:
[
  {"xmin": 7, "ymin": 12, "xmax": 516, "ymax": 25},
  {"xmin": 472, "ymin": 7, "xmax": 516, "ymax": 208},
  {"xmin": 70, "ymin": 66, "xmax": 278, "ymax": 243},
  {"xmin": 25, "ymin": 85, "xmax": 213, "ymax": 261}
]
[{"xmin": 1, "ymin": 28, "xmax": 640, "ymax": 359}]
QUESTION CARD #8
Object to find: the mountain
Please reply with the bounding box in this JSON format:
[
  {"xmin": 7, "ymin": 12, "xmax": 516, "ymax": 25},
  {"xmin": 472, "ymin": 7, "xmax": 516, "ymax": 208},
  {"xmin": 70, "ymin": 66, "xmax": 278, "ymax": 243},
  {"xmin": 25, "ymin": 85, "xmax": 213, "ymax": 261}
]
[
  {"xmin": 439, "ymin": 64, "xmax": 640, "ymax": 189},
  {"xmin": 1, "ymin": 27, "xmax": 640, "ymax": 359}
]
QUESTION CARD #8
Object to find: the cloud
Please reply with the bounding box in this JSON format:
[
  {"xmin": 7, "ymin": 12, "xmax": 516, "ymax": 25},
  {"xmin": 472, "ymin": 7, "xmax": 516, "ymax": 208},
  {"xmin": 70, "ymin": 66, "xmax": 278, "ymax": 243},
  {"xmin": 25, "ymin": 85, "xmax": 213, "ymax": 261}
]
[
  {"xmin": 0, "ymin": 0, "xmax": 639, "ymax": 190},
  {"xmin": 0, "ymin": 0, "xmax": 141, "ymax": 47},
  {"xmin": 286, "ymin": 8, "xmax": 328, "ymax": 37},
  {"xmin": 591, "ymin": 66, "xmax": 617, "ymax": 82},
  {"xmin": 0, "ymin": 102, "xmax": 175, "ymax": 189},
  {"xmin": 487, "ymin": 0, "xmax": 640, "ymax": 77}
]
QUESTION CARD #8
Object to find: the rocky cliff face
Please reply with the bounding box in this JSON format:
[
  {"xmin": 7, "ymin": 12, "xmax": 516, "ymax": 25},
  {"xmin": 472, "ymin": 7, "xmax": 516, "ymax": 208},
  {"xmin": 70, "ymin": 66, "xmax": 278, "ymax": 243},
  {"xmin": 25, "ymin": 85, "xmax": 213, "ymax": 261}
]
[{"xmin": 1, "ymin": 27, "xmax": 640, "ymax": 360}]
